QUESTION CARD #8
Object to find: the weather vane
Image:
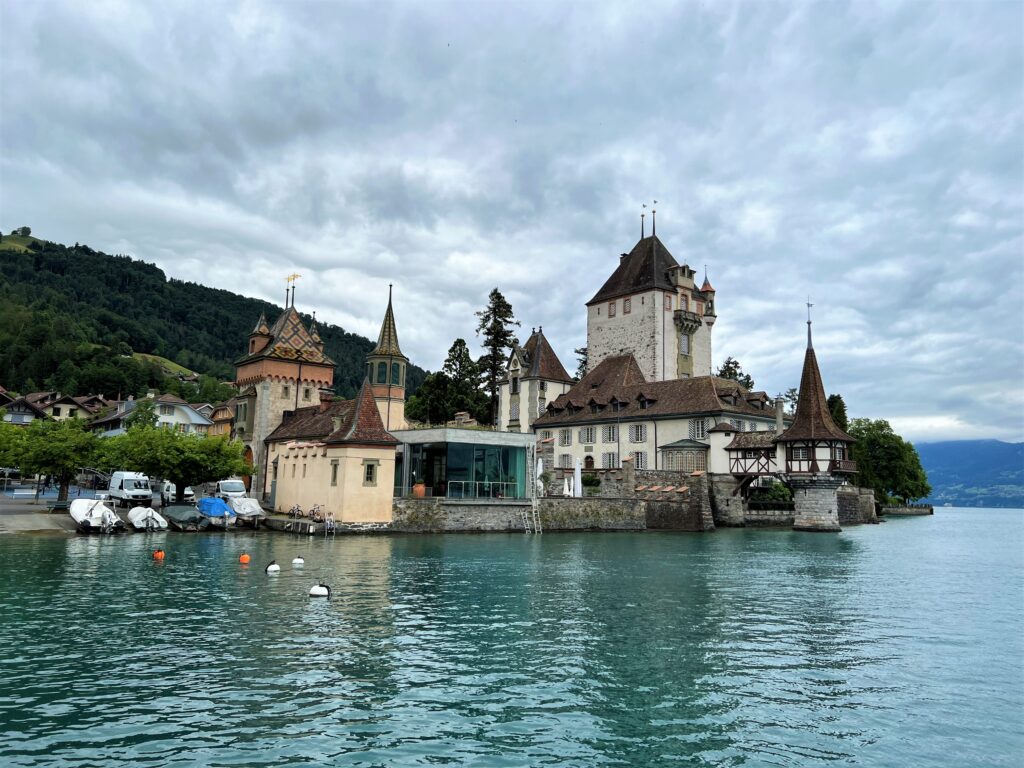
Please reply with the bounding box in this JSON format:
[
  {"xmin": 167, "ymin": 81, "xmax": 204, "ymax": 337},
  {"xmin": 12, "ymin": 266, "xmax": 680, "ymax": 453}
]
[{"xmin": 285, "ymin": 273, "xmax": 301, "ymax": 308}]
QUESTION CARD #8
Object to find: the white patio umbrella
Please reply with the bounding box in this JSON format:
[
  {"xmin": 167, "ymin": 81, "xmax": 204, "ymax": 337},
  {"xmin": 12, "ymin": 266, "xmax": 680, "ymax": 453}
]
[
  {"xmin": 574, "ymin": 458, "xmax": 583, "ymax": 498},
  {"xmin": 536, "ymin": 457, "xmax": 544, "ymax": 496},
  {"xmin": 562, "ymin": 476, "xmax": 571, "ymax": 497}
]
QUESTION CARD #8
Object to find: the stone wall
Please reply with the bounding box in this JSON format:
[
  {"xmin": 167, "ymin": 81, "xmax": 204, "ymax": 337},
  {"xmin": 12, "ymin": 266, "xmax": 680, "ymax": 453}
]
[
  {"xmin": 838, "ymin": 486, "xmax": 877, "ymax": 525},
  {"xmin": 391, "ymin": 497, "xmax": 647, "ymax": 533},
  {"xmin": 791, "ymin": 476, "xmax": 842, "ymax": 532},
  {"xmin": 743, "ymin": 507, "xmax": 795, "ymax": 527},
  {"xmin": 708, "ymin": 474, "xmax": 745, "ymax": 526}
]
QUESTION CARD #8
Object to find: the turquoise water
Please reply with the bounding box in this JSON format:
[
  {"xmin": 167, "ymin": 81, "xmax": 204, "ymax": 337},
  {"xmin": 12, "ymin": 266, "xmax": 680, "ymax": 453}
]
[{"xmin": 0, "ymin": 508, "xmax": 1021, "ymax": 767}]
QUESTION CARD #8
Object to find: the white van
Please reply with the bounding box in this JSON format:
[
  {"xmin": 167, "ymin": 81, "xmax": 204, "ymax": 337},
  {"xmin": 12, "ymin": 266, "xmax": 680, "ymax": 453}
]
[
  {"xmin": 108, "ymin": 472, "xmax": 153, "ymax": 507},
  {"xmin": 217, "ymin": 478, "xmax": 247, "ymax": 500},
  {"xmin": 160, "ymin": 481, "xmax": 195, "ymax": 506}
]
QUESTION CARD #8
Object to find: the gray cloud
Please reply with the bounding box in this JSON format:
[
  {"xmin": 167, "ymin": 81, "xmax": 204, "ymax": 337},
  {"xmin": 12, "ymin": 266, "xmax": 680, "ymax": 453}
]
[{"xmin": 2, "ymin": 0, "xmax": 1021, "ymax": 442}]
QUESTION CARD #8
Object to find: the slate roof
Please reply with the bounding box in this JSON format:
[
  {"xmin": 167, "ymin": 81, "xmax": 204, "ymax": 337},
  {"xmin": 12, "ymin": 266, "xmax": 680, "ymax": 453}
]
[
  {"xmin": 325, "ymin": 379, "xmax": 399, "ymax": 446},
  {"xmin": 533, "ymin": 354, "xmax": 777, "ymax": 427},
  {"xmin": 588, "ymin": 235, "xmax": 680, "ymax": 305},
  {"xmin": 265, "ymin": 399, "xmax": 356, "ymax": 443},
  {"xmin": 514, "ymin": 328, "xmax": 573, "ymax": 382},
  {"xmin": 370, "ymin": 294, "xmax": 405, "ymax": 359},
  {"xmin": 777, "ymin": 342, "xmax": 855, "ymax": 443},
  {"xmin": 235, "ymin": 306, "xmax": 335, "ymax": 367},
  {"xmin": 725, "ymin": 432, "xmax": 778, "ymax": 450}
]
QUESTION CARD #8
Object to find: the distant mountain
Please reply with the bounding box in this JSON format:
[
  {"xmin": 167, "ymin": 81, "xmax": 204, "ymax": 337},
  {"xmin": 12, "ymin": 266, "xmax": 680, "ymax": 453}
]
[
  {"xmin": 0, "ymin": 233, "xmax": 427, "ymax": 399},
  {"xmin": 916, "ymin": 440, "xmax": 1024, "ymax": 509}
]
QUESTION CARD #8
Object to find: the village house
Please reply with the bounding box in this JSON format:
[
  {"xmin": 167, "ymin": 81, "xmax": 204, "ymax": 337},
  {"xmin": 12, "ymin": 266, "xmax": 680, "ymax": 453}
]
[{"xmin": 88, "ymin": 393, "xmax": 213, "ymax": 437}]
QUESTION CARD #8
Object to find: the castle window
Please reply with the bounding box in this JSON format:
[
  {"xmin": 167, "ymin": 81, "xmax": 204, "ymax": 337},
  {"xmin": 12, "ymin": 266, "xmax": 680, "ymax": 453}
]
[
  {"xmin": 363, "ymin": 460, "xmax": 378, "ymax": 486},
  {"xmin": 793, "ymin": 447, "xmax": 809, "ymax": 460},
  {"xmin": 608, "ymin": 301, "xmax": 616, "ymax": 317},
  {"xmin": 376, "ymin": 361, "xmax": 387, "ymax": 384},
  {"xmin": 160, "ymin": 405, "xmax": 174, "ymax": 416},
  {"xmin": 511, "ymin": 377, "xmax": 519, "ymax": 395},
  {"xmin": 664, "ymin": 294, "xmax": 672, "ymax": 310},
  {"xmin": 602, "ymin": 452, "xmax": 619, "ymax": 469},
  {"xmin": 680, "ymin": 295, "xmax": 688, "ymax": 312},
  {"xmin": 331, "ymin": 460, "xmax": 339, "ymax": 486},
  {"xmin": 602, "ymin": 424, "xmax": 618, "ymax": 443},
  {"xmin": 282, "ymin": 385, "xmax": 290, "ymax": 399},
  {"xmin": 250, "ymin": 339, "xmax": 256, "ymax": 353},
  {"xmin": 579, "ymin": 427, "xmax": 596, "ymax": 444},
  {"xmin": 391, "ymin": 362, "xmax": 401, "ymax": 385},
  {"xmin": 510, "ymin": 403, "xmax": 520, "ymax": 421},
  {"xmin": 623, "ymin": 298, "xmax": 631, "ymax": 314},
  {"xmin": 291, "ymin": 464, "xmax": 296, "ymax": 478},
  {"xmin": 302, "ymin": 463, "xmax": 307, "ymax": 478},
  {"xmin": 631, "ymin": 451, "xmax": 648, "ymax": 469},
  {"xmin": 558, "ymin": 429, "xmax": 572, "ymax": 447},
  {"xmin": 680, "ymin": 334, "xmax": 690, "ymax": 356},
  {"xmin": 833, "ymin": 445, "xmax": 846, "ymax": 461},
  {"xmin": 303, "ymin": 388, "xmax": 312, "ymax": 401},
  {"xmin": 639, "ymin": 398, "xmax": 649, "ymax": 410},
  {"xmin": 539, "ymin": 381, "xmax": 546, "ymax": 392},
  {"xmin": 689, "ymin": 419, "xmax": 707, "ymax": 440},
  {"xmin": 628, "ymin": 424, "xmax": 647, "ymax": 443}
]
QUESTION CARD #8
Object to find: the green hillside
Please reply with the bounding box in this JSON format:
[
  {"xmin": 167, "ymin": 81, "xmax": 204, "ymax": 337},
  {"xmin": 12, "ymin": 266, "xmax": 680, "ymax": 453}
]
[{"xmin": 0, "ymin": 234, "xmax": 426, "ymax": 399}]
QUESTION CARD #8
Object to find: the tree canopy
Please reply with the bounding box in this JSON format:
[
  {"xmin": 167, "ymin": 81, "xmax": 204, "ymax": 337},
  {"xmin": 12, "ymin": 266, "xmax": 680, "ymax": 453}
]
[
  {"xmin": 475, "ymin": 288, "xmax": 519, "ymax": 425},
  {"xmin": 574, "ymin": 346, "xmax": 588, "ymax": 381},
  {"xmin": 827, "ymin": 394, "xmax": 849, "ymax": 431},
  {"xmin": 848, "ymin": 418, "xmax": 931, "ymax": 504},
  {"xmin": 716, "ymin": 356, "xmax": 755, "ymax": 389},
  {"xmin": 17, "ymin": 418, "xmax": 100, "ymax": 501},
  {"xmin": 406, "ymin": 339, "xmax": 488, "ymax": 425}
]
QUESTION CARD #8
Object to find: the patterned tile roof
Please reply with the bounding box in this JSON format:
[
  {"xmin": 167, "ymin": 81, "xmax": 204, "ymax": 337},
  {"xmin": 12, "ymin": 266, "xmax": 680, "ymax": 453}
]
[
  {"xmin": 370, "ymin": 293, "xmax": 405, "ymax": 358},
  {"xmin": 235, "ymin": 307, "xmax": 335, "ymax": 367}
]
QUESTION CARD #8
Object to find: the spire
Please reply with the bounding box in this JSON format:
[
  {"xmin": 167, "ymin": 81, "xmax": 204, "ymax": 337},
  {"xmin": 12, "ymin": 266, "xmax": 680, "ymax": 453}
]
[
  {"xmin": 252, "ymin": 312, "xmax": 270, "ymax": 335},
  {"xmin": 701, "ymin": 265, "xmax": 715, "ymax": 293},
  {"xmin": 371, "ymin": 284, "xmax": 405, "ymax": 358},
  {"xmin": 651, "ymin": 200, "xmax": 657, "ymax": 236},
  {"xmin": 777, "ymin": 321, "xmax": 853, "ymax": 444},
  {"xmin": 806, "ymin": 297, "xmax": 814, "ymax": 349},
  {"xmin": 308, "ymin": 311, "xmax": 322, "ymax": 345}
]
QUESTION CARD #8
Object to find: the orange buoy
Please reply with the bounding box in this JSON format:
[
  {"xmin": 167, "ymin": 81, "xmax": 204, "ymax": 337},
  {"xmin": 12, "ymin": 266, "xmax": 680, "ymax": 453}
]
[
  {"xmin": 239, "ymin": 552, "xmax": 251, "ymax": 564},
  {"xmin": 153, "ymin": 549, "xmax": 165, "ymax": 561}
]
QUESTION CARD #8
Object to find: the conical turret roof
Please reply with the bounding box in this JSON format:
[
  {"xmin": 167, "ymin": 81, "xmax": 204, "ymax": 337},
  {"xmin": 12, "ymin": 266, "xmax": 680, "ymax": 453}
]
[
  {"xmin": 235, "ymin": 306, "xmax": 334, "ymax": 366},
  {"xmin": 371, "ymin": 291, "xmax": 405, "ymax": 359},
  {"xmin": 326, "ymin": 378, "xmax": 398, "ymax": 445},
  {"xmin": 252, "ymin": 312, "xmax": 270, "ymax": 335},
  {"xmin": 777, "ymin": 329, "xmax": 854, "ymax": 443}
]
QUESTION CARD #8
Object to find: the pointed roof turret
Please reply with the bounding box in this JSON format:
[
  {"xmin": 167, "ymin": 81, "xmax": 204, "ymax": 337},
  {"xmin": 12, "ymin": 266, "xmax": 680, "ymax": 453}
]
[
  {"xmin": 518, "ymin": 327, "xmax": 573, "ymax": 382},
  {"xmin": 326, "ymin": 378, "xmax": 398, "ymax": 445},
  {"xmin": 308, "ymin": 316, "xmax": 322, "ymax": 345},
  {"xmin": 701, "ymin": 276, "xmax": 715, "ymax": 293},
  {"xmin": 777, "ymin": 321, "xmax": 854, "ymax": 443},
  {"xmin": 252, "ymin": 312, "xmax": 271, "ymax": 335},
  {"xmin": 235, "ymin": 305, "xmax": 334, "ymax": 366},
  {"xmin": 371, "ymin": 285, "xmax": 405, "ymax": 359}
]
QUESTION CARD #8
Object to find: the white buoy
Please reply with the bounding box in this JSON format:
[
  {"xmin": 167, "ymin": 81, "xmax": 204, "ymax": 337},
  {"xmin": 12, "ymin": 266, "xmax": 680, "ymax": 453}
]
[
  {"xmin": 265, "ymin": 561, "xmax": 281, "ymax": 573},
  {"xmin": 292, "ymin": 556, "xmax": 305, "ymax": 567},
  {"xmin": 309, "ymin": 584, "xmax": 330, "ymax": 598}
]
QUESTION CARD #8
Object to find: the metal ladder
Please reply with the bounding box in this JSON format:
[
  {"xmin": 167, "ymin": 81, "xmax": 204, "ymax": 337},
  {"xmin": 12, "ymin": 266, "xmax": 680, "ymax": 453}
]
[
  {"xmin": 324, "ymin": 513, "xmax": 337, "ymax": 538},
  {"xmin": 522, "ymin": 501, "xmax": 543, "ymax": 534}
]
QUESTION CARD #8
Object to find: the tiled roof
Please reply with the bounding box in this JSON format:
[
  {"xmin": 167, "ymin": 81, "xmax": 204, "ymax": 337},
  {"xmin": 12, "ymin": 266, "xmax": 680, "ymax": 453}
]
[
  {"xmin": 725, "ymin": 432, "xmax": 778, "ymax": 449},
  {"xmin": 534, "ymin": 354, "xmax": 777, "ymax": 427},
  {"xmin": 370, "ymin": 294, "xmax": 405, "ymax": 358},
  {"xmin": 265, "ymin": 399, "xmax": 356, "ymax": 443},
  {"xmin": 588, "ymin": 235, "xmax": 679, "ymax": 305},
  {"xmin": 156, "ymin": 393, "xmax": 188, "ymax": 404},
  {"xmin": 252, "ymin": 313, "xmax": 270, "ymax": 335},
  {"xmin": 516, "ymin": 329, "xmax": 573, "ymax": 383},
  {"xmin": 235, "ymin": 307, "xmax": 335, "ymax": 367},
  {"xmin": 326, "ymin": 379, "xmax": 398, "ymax": 446},
  {"xmin": 777, "ymin": 343, "xmax": 854, "ymax": 443}
]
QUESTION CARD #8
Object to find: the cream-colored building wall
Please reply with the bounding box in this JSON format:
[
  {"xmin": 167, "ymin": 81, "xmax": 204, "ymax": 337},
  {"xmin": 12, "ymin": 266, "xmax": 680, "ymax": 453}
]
[
  {"xmin": 45, "ymin": 404, "xmax": 85, "ymax": 421},
  {"xmin": 376, "ymin": 398, "xmax": 406, "ymax": 431},
  {"xmin": 270, "ymin": 442, "xmax": 395, "ymax": 523},
  {"xmin": 498, "ymin": 354, "xmax": 574, "ymax": 433}
]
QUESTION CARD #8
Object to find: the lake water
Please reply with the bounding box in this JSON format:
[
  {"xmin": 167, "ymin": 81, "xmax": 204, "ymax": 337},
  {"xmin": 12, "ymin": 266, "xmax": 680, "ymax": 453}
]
[{"xmin": 0, "ymin": 508, "xmax": 1021, "ymax": 767}]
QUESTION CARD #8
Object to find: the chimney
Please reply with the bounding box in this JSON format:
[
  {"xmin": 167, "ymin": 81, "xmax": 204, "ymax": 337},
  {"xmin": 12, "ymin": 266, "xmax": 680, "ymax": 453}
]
[
  {"xmin": 775, "ymin": 397, "xmax": 784, "ymax": 432},
  {"xmin": 319, "ymin": 393, "xmax": 334, "ymax": 412},
  {"xmin": 620, "ymin": 252, "xmax": 628, "ymax": 261},
  {"xmin": 331, "ymin": 416, "xmax": 342, "ymax": 433}
]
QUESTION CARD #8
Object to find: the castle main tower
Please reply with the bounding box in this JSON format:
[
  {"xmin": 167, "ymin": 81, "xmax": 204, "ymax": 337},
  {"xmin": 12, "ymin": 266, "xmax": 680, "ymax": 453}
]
[
  {"xmin": 365, "ymin": 287, "xmax": 408, "ymax": 431},
  {"xmin": 586, "ymin": 233, "xmax": 716, "ymax": 381}
]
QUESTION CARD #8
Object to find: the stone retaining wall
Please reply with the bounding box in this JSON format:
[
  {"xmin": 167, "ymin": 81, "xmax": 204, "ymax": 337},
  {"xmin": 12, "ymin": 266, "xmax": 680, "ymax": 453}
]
[
  {"xmin": 391, "ymin": 497, "xmax": 647, "ymax": 533},
  {"xmin": 838, "ymin": 486, "xmax": 878, "ymax": 524}
]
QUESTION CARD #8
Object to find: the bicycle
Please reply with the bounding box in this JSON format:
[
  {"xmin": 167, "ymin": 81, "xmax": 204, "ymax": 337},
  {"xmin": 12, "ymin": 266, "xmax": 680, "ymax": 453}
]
[
  {"xmin": 288, "ymin": 504, "xmax": 304, "ymax": 519},
  {"xmin": 309, "ymin": 504, "xmax": 324, "ymax": 522}
]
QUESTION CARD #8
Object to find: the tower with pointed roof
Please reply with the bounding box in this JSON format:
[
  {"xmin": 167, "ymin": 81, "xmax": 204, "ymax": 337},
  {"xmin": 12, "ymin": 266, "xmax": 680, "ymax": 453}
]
[
  {"xmin": 234, "ymin": 301, "xmax": 335, "ymax": 495},
  {"xmin": 776, "ymin": 314, "xmax": 856, "ymax": 532},
  {"xmin": 365, "ymin": 287, "xmax": 409, "ymax": 430},
  {"xmin": 497, "ymin": 327, "xmax": 574, "ymax": 432},
  {"xmin": 586, "ymin": 234, "xmax": 716, "ymax": 382}
]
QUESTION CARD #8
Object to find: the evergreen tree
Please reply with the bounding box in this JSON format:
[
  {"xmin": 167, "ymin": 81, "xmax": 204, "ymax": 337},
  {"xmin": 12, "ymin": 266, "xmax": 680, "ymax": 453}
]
[
  {"xmin": 574, "ymin": 346, "xmax": 588, "ymax": 380},
  {"xmin": 827, "ymin": 394, "xmax": 849, "ymax": 431},
  {"xmin": 779, "ymin": 387, "xmax": 799, "ymax": 415},
  {"xmin": 442, "ymin": 339, "xmax": 488, "ymax": 421},
  {"xmin": 716, "ymin": 356, "xmax": 755, "ymax": 389},
  {"xmin": 404, "ymin": 372, "xmax": 452, "ymax": 425},
  {"xmin": 475, "ymin": 288, "xmax": 520, "ymax": 425}
]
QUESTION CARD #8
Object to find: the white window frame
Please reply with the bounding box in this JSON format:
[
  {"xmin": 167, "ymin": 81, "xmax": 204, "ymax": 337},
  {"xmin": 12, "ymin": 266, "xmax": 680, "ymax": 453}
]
[
  {"xmin": 601, "ymin": 452, "xmax": 619, "ymax": 469},
  {"xmin": 602, "ymin": 424, "xmax": 618, "ymax": 443},
  {"xmin": 579, "ymin": 426, "xmax": 596, "ymax": 444},
  {"xmin": 628, "ymin": 424, "xmax": 647, "ymax": 443},
  {"xmin": 558, "ymin": 453, "xmax": 573, "ymax": 469},
  {"xmin": 631, "ymin": 451, "xmax": 648, "ymax": 469},
  {"xmin": 689, "ymin": 418, "xmax": 707, "ymax": 440},
  {"xmin": 558, "ymin": 429, "xmax": 572, "ymax": 447}
]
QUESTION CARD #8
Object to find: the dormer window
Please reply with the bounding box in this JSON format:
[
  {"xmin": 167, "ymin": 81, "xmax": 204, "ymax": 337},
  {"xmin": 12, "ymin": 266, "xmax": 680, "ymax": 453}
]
[
  {"xmin": 611, "ymin": 399, "xmax": 626, "ymax": 412},
  {"xmin": 639, "ymin": 398, "xmax": 649, "ymax": 410}
]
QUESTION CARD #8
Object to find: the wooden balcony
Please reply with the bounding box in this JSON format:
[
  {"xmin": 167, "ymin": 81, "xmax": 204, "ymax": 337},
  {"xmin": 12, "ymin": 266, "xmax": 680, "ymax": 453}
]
[{"xmin": 830, "ymin": 459, "xmax": 858, "ymax": 473}]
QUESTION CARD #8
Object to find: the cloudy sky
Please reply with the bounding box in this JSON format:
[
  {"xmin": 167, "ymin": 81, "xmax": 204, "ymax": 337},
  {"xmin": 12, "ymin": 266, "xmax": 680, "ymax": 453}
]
[{"xmin": 2, "ymin": 1, "xmax": 1021, "ymax": 442}]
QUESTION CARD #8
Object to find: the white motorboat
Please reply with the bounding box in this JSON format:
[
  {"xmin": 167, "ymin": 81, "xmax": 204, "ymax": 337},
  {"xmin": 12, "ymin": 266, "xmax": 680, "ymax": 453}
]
[
  {"xmin": 69, "ymin": 499, "xmax": 124, "ymax": 534},
  {"xmin": 127, "ymin": 506, "xmax": 168, "ymax": 531},
  {"xmin": 229, "ymin": 497, "xmax": 265, "ymax": 528}
]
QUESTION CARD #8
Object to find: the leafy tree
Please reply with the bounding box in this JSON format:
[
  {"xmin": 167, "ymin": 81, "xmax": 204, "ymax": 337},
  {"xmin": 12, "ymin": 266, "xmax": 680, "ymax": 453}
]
[
  {"xmin": 18, "ymin": 419, "xmax": 99, "ymax": 501},
  {"xmin": 749, "ymin": 481, "xmax": 793, "ymax": 503},
  {"xmin": 848, "ymin": 418, "xmax": 931, "ymax": 504},
  {"xmin": 405, "ymin": 372, "xmax": 452, "ymax": 425},
  {"xmin": 574, "ymin": 346, "xmax": 588, "ymax": 380},
  {"xmin": 475, "ymin": 288, "xmax": 520, "ymax": 425},
  {"xmin": 125, "ymin": 399, "xmax": 159, "ymax": 429},
  {"xmin": 0, "ymin": 421, "xmax": 26, "ymax": 468},
  {"xmin": 15, "ymin": 226, "xmax": 31, "ymax": 236},
  {"xmin": 716, "ymin": 356, "xmax": 754, "ymax": 389},
  {"xmin": 779, "ymin": 387, "xmax": 799, "ymax": 415},
  {"xmin": 194, "ymin": 375, "xmax": 237, "ymax": 404},
  {"xmin": 102, "ymin": 427, "xmax": 251, "ymax": 504},
  {"xmin": 827, "ymin": 394, "xmax": 849, "ymax": 431}
]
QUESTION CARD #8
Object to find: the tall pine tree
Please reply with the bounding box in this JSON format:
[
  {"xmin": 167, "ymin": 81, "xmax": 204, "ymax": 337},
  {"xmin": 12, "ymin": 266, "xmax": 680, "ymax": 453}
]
[{"xmin": 475, "ymin": 288, "xmax": 520, "ymax": 425}]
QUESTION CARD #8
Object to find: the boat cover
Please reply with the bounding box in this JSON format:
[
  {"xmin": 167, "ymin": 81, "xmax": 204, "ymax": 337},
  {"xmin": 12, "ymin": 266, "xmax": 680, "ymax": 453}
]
[
  {"xmin": 163, "ymin": 504, "xmax": 203, "ymax": 523},
  {"xmin": 230, "ymin": 497, "xmax": 263, "ymax": 517},
  {"xmin": 198, "ymin": 497, "xmax": 234, "ymax": 517}
]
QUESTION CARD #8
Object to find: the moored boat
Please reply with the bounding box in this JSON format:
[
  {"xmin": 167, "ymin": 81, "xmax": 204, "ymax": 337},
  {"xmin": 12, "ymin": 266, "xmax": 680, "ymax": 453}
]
[
  {"xmin": 163, "ymin": 504, "xmax": 208, "ymax": 532},
  {"xmin": 229, "ymin": 497, "xmax": 265, "ymax": 528},
  {"xmin": 69, "ymin": 499, "xmax": 125, "ymax": 534},
  {"xmin": 198, "ymin": 497, "xmax": 237, "ymax": 530},
  {"xmin": 127, "ymin": 506, "xmax": 169, "ymax": 531}
]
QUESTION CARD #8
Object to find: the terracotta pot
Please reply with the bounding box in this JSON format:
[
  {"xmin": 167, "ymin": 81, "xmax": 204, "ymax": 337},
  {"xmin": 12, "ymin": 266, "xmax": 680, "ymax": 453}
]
[{"xmin": 412, "ymin": 482, "xmax": 426, "ymax": 498}]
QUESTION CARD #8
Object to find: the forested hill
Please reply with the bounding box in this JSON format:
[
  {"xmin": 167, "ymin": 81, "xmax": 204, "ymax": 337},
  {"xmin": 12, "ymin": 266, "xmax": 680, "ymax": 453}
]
[
  {"xmin": 917, "ymin": 440, "xmax": 1024, "ymax": 509},
  {"xmin": 0, "ymin": 233, "xmax": 426, "ymax": 399}
]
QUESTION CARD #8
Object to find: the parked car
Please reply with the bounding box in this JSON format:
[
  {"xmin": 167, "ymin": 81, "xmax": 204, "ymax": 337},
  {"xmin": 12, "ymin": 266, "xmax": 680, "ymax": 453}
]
[
  {"xmin": 216, "ymin": 478, "xmax": 248, "ymax": 500},
  {"xmin": 107, "ymin": 471, "xmax": 153, "ymax": 508},
  {"xmin": 160, "ymin": 481, "xmax": 195, "ymax": 506}
]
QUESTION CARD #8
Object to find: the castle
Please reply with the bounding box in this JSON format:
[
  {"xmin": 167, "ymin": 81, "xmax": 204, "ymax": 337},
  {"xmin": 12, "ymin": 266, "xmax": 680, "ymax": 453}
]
[{"xmin": 499, "ymin": 229, "xmax": 864, "ymax": 531}]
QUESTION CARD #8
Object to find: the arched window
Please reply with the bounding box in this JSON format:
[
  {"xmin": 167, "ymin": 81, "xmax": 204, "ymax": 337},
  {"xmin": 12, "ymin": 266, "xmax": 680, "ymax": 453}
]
[
  {"xmin": 391, "ymin": 362, "xmax": 401, "ymax": 385},
  {"xmin": 376, "ymin": 361, "xmax": 387, "ymax": 384}
]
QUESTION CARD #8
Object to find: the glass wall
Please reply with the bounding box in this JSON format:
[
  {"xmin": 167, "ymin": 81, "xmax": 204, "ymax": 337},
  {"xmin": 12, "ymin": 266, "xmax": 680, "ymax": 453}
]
[{"xmin": 405, "ymin": 442, "xmax": 527, "ymax": 499}]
